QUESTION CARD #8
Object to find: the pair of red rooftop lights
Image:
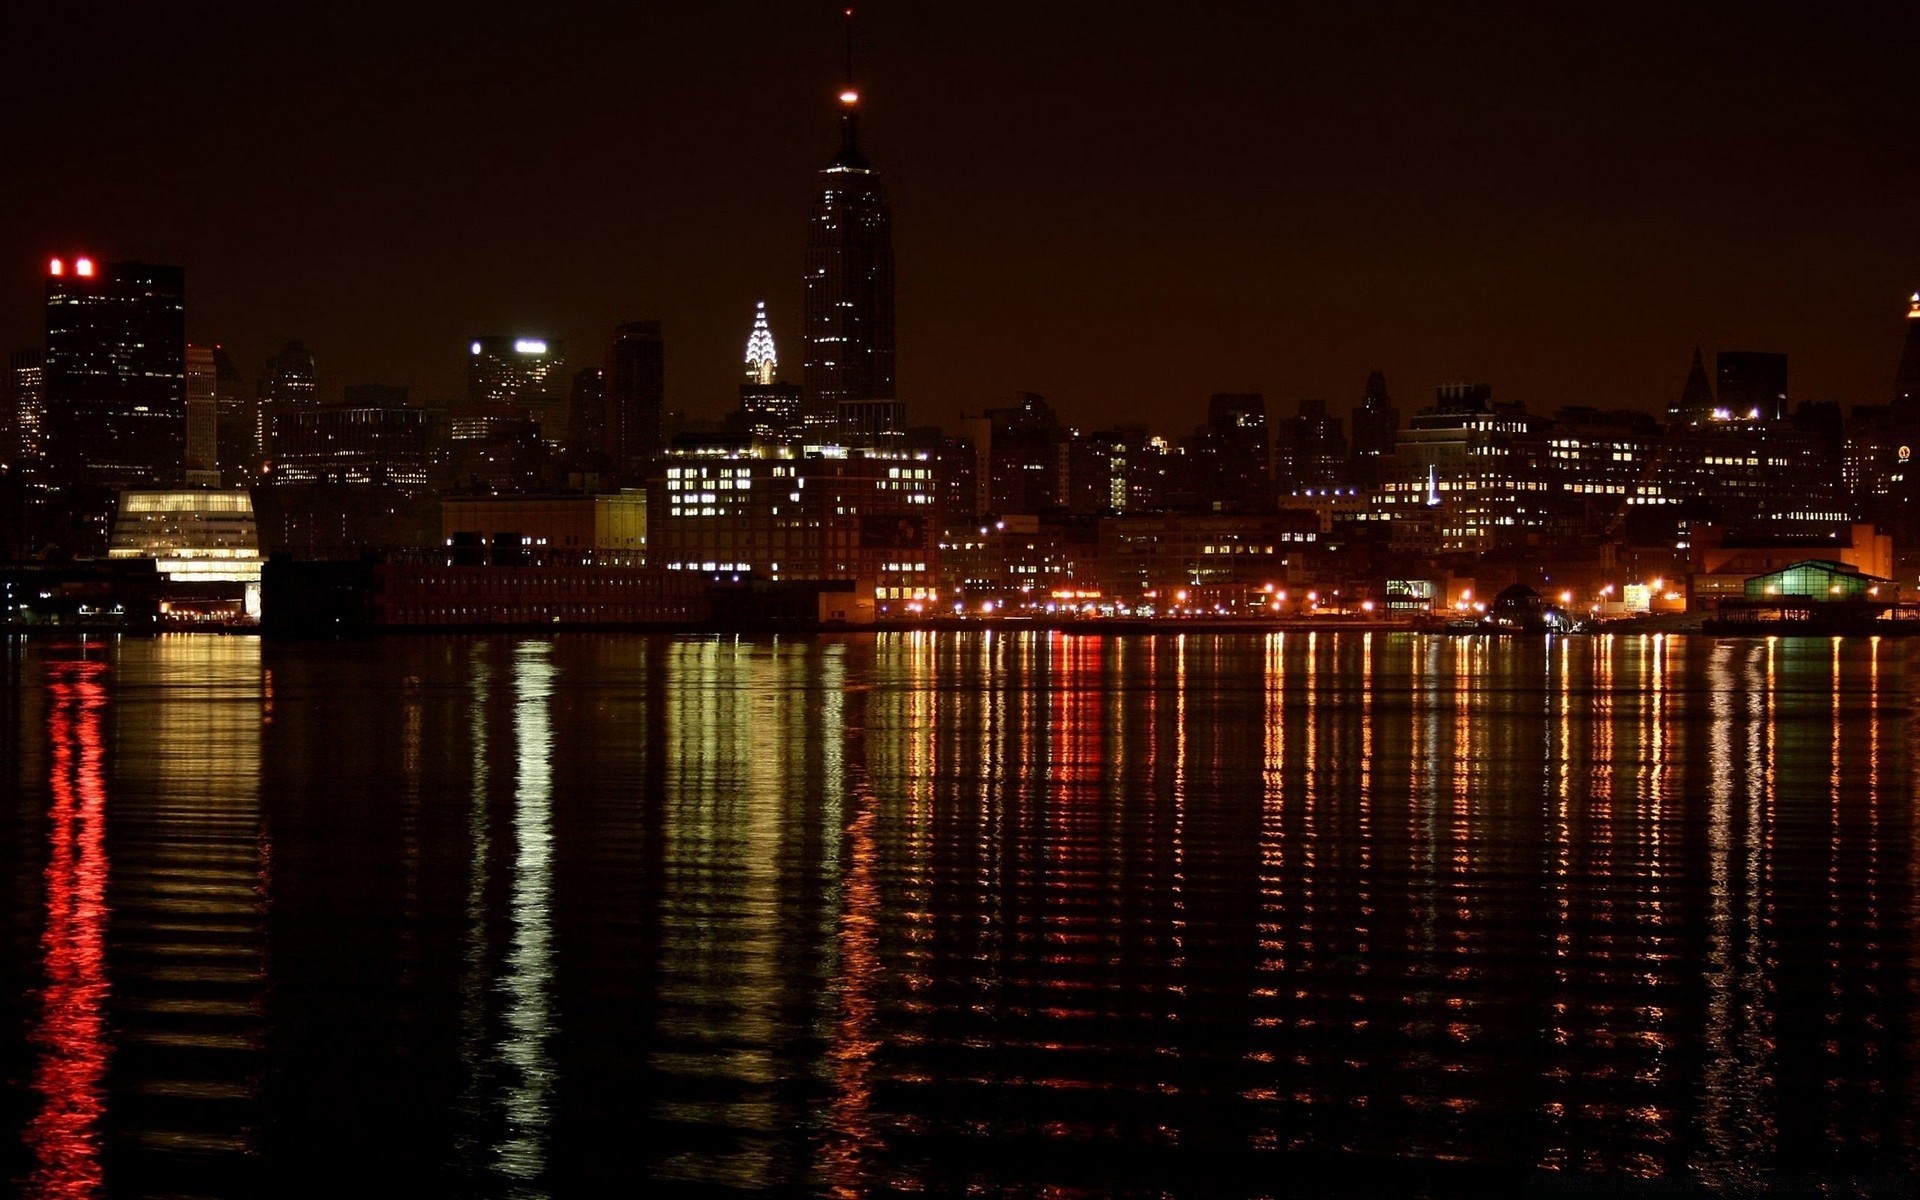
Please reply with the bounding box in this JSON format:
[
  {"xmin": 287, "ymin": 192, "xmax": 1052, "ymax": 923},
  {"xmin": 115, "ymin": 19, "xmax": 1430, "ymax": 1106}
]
[{"xmin": 48, "ymin": 258, "xmax": 95, "ymax": 278}]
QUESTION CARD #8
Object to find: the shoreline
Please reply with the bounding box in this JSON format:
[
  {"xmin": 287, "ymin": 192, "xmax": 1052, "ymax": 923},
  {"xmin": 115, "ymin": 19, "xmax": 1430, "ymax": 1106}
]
[{"xmin": 13, "ymin": 615, "xmax": 1918, "ymax": 639}]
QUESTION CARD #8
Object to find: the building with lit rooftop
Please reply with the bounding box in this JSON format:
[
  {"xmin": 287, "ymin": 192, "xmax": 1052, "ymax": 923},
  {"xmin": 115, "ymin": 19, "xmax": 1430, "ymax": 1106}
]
[
  {"xmin": 40, "ymin": 256, "xmax": 187, "ymax": 546},
  {"xmin": 738, "ymin": 302, "xmax": 803, "ymax": 443},
  {"xmin": 468, "ymin": 336, "xmax": 567, "ymax": 444}
]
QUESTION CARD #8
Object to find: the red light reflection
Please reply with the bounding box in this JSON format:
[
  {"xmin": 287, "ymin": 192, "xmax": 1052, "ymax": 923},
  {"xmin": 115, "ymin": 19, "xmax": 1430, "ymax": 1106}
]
[{"xmin": 26, "ymin": 658, "xmax": 111, "ymax": 1200}]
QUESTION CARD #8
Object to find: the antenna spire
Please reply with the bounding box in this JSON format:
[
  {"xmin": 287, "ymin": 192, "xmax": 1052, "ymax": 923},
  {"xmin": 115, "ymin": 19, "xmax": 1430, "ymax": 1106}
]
[
  {"xmin": 844, "ymin": 7, "xmax": 855, "ymax": 89},
  {"xmin": 830, "ymin": 6, "xmax": 869, "ymax": 168}
]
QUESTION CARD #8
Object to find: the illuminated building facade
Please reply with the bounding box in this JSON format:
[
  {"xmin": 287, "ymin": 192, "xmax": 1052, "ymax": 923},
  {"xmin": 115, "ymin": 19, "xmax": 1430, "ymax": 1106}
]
[
  {"xmin": 9, "ymin": 349, "xmax": 45, "ymax": 476},
  {"xmin": 41, "ymin": 257, "xmax": 187, "ymax": 494},
  {"xmin": 106, "ymin": 489, "xmax": 263, "ymax": 620},
  {"xmin": 745, "ymin": 301, "xmax": 777, "ymax": 385},
  {"xmin": 938, "ymin": 513, "xmax": 1097, "ymax": 604},
  {"xmin": 802, "ymin": 40, "xmax": 896, "ymax": 434},
  {"xmin": 469, "ymin": 336, "xmax": 567, "ymax": 443},
  {"xmin": 651, "ymin": 442, "xmax": 937, "ymax": 610},
  {"xmin": 737, "ymin": 302, "xmax": 804, "ymax": 443},
  {"xmin": 1371, "ymin": 385, "xmax": 1546, "ymax": 553}
]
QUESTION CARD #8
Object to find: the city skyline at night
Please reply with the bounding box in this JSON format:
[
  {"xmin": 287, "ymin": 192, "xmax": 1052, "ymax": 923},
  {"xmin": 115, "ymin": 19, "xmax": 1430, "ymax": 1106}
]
[{"xmin": 13, "ymin": 8, "xmax": 1920, "ymax": 1195}]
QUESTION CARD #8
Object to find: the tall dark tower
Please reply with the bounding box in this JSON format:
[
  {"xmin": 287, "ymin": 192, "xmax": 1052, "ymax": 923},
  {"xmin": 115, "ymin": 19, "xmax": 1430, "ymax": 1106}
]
[
  {"xmin": 802, "ymin": 8, "xmax": 896, "ymax": 435},
  {"xmin": 41, "ymin": 256, "xmax": 187, "ymax": 495},
  {"xmin": 606, "ymin": 321, "xmax": 665, "ymax": 468}
]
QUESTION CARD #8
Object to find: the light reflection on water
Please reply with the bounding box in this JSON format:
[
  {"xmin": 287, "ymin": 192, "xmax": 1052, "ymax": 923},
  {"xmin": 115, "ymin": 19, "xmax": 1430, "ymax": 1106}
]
[{"xmin": 2, "ymin": 631, "xmax": 1918, "ymax": 1196}]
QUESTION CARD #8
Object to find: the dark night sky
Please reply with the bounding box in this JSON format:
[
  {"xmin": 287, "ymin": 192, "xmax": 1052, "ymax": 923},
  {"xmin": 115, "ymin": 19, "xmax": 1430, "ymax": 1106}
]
[{"xmin": 4, "ymin": 1, "xmax": 1918, "ymax": 431}]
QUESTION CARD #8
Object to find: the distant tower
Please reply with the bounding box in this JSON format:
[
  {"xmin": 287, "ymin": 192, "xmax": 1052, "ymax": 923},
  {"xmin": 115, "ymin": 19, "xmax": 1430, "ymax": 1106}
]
[
  {"xmin": 739, "ymin": 302, "xmax": 803, "ymax": 443},
  {"xmin": 745, "ymin": 301, "xmax": 777, "ymax": 386},
  {"xmin": 1671, "ymin": 346, "xmax": 1715, "ymax": 426},
  {"xmin": 802, "ymin": 8, "xmax": 896, "ymax": 434},
  {"xmin": 1894, "ymin": 291, "xmax": 1920, "ymax": 413},
  {"xmin": 606, "ymin": 321, "xmax": 665, "ymax": 467},
  {"xmin": 567, "ymin": 366, "xmax": 606, "ymax": 455},
  {"xmin": 467, "ymin": 336, "xmax": 567, "ymax": 443},
  {"xmin": 184, "ymin": 344, "xmax": 220, "ymax": 486},
  {"xmin": 1886, "ymin": 292, "xmax": 1920, "ymax": 514},
  {"xmin": 257, "ymin": 339, "xmax": 317, "ymax": 459},
  {"xmin": 9, "ymin": 349, "xmax": 45, "ymax": 477},
  {"xmin": 1349, "ymin": 370, "xmax": 1400, "ymax": 483}
]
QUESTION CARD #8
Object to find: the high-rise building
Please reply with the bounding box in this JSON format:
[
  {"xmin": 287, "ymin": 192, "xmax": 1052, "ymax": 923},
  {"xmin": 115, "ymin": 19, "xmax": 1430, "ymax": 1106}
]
[
  {"xmin": 9, "ymin": 350, "xmax": 45, "ymax": 476},
  {"xmin": 1715, "ymin": 351, "xmax": 1788, "ymax": 422},
  {"xmin": 41, "ymin": 256, "xmax": 187, "ymax": 494},
  {"xmin": 213, "ymin": 346, "xmax": 256, "ymax": 487},
  {"xmin": 1273, "ymin": 397, "xmax": 1346, "ymax": 497},
  {"xmin": 1192, "ymin": 393, "xmax": 1275, "ymax": 509},
  {"xmin": 185, "ymin": 344, "xmax": 220, "ymax": 485},
  {"xmin": 737, "ymin": 302, "xmax": 804, "ymax": 443},
  {"xmin": 257, "ymin": 339, "xmax": 317, "ymax": 459},
  {"xmin": 468, "ymin": 336, "xmax": 567, "ymax": 443},
  {"xmin": 1349, "ymin": 371, "xmax": 1400, "ymax": 470},
  {"xmin": 567, "ymin": 367, "xmax": 606, "ymax": 455},
  {"xmin": 802, "ymin": 15, "xmax": 896, "ymax": 433},
  {"xmin": 606, "ymin": 321, "xmax": 665, "ymax": 467},
  {"xmin": 745, "ymin": 301, "xmax": 777, "ymax": 386}
]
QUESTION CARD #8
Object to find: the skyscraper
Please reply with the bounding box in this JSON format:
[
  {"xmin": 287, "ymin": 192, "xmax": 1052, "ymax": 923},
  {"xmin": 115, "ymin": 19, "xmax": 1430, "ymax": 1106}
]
[
  {"xmin": 185, "ymin": 345, "xmax": 220, "ymax": 486},
  {"xmin": 606, "ymin": 321, "xmax": 665, "ymax": 467},
  {"xmin": 1349, "ymin": 371, "xmax": 1400, "ymax": 487},
  {"xmin": 41, "ymin": 256, "xmax": 187, "ymax": 494},
  {"xmin": 566, "ymin": 366, "xmax": 606, "ymax": 456},
  {"xmin": 802, "ymin": 13, "xmax": 896, "ymax": 434},
  {"xmin": 468, "ymin": 336, "xmax": 567, "ymax": 443},
  {"xmin": 213, "ymin": 346, "xmax": 257, "ymax": 487},
  {"xmin": 8, "ymin": 349, "xmax": 45, "ymax": 476},
  {"xmin": 745, "ymin": 301, "xmax": 777, "ymax": 386},
  {"xmin": 257, "ymin": 339, "xmax": 317, "ymax": 460},
  {"xmin": 738, "ymin": 302, "xmax": 803, "ymax": 443}
]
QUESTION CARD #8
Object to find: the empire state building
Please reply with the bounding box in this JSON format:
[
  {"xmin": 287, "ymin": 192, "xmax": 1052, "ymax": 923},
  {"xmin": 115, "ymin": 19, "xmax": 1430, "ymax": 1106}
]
[{"xmin": 801, "ymin": 18, "xmax": 896, "ymax": 435}]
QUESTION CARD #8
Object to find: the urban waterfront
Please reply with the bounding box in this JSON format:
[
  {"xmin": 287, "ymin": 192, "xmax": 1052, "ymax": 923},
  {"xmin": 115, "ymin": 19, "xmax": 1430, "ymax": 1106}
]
[{"xmin": 2, "ymin": 632, "xmax": 1917, "ymax": 1196}]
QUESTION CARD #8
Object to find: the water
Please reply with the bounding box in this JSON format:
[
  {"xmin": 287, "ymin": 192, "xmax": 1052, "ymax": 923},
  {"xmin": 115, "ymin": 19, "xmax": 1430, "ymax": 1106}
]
[{"xmin": 2, "ymin": 632, "xmax": 1917, "ymax": 1197}]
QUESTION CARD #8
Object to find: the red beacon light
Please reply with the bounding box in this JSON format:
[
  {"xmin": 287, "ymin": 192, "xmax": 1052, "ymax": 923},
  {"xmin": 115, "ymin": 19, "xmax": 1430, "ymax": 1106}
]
[
  {"xmin": 75, "ymin": 257, "xmax": 95, "ymax": 277},
  {"xmin": 48, "ymin": 258, "xmax": 64, "ymax": 276}
]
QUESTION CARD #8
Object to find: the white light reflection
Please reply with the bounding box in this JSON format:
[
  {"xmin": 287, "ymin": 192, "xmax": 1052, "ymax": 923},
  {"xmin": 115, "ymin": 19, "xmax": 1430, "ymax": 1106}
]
[{"xmin": 496, "ymin": 640, "xmax": 557, "ymax": 1191}]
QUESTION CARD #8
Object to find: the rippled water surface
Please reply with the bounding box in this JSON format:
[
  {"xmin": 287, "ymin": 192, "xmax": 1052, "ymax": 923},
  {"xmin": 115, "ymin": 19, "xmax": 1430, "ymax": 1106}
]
[{"xmin": 3, "ymin": 632, "xmax": 1918, "ymax": 1196}]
